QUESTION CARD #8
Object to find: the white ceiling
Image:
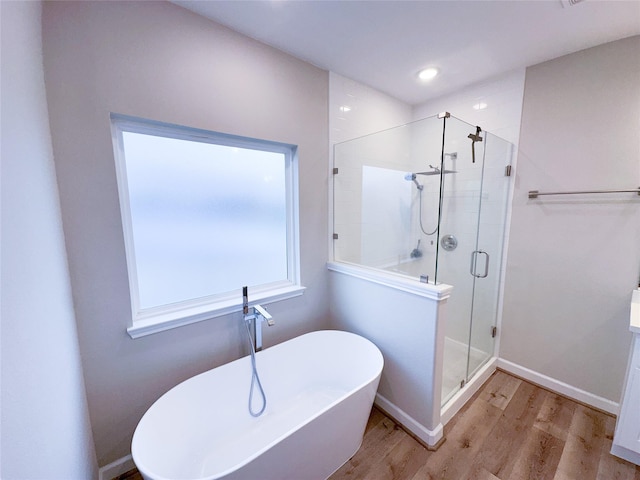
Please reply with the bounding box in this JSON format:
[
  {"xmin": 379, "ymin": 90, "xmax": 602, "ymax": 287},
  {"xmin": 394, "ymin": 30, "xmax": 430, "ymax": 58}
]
[{"xmin": 173, "ymin": 0, "xmax": 640, "ymax": 106}]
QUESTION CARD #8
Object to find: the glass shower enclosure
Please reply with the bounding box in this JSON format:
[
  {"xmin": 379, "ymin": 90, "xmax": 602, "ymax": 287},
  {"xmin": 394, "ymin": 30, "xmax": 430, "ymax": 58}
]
[{"xmin": 333, "ymin": 113, "xmax": 513, "ymax": 406}]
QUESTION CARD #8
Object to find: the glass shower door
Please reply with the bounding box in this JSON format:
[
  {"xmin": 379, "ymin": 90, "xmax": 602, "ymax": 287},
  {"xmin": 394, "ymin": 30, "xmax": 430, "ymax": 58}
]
[
  {"xmin": 438, "ymin": 116, "xmax": 512, "ymax": 406},
  {"xmin": 467, "ymin": 131, "xmax": 512, "ymax": 380},
  {"xmin": 436, "ymin": 116, "xmax": 488, "ymax": 405}
]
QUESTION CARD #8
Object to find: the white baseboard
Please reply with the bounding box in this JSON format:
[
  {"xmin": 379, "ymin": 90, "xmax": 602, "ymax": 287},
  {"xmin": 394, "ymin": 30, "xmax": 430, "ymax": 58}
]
[
  {"xmin": 98, "ymin": 454, "xmax": 135, "ymax": 480},
  {"xmin": 374, "ymin": 393, "xmax": 443, "ymax": 448},
  {"xmin": 497, "ymin": 358, "xmax": 619, "ymax": 415}
]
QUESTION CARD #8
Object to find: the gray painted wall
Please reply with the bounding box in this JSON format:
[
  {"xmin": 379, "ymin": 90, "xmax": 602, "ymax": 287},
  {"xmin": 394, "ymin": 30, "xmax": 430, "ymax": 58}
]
[
  {"xmin": 501, "ymin": 36, "xmax": 640, "ymax": 402},
  {"xmin": 42, "ymin": 1, "xmax": 329, "ymax": 466},
  {"xmin": 1, "ymin": 2, "xmax": 98, "ymax": 478}
]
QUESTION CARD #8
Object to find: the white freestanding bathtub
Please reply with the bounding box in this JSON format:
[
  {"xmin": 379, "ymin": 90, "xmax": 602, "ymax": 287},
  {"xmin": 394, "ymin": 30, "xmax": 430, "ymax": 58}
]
[{"xmin": 132, "ymin": 330, "xmax": 383, "ymax": 480}]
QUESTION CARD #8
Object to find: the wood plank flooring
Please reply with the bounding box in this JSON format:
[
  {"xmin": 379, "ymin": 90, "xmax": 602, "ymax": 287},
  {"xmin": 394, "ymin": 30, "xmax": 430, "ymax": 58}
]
[
  {"xmin": 119, "ymin": 370, "xmax": 640, "ymax": 480},
  {"xmin": 331, "ymin": 371, "xmax": 640, "ymax": 480}
]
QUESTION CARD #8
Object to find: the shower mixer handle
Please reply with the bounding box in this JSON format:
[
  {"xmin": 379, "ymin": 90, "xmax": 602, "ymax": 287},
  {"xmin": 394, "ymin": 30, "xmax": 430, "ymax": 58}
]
[{"xmin": 468, "ymin": 126, "xmax": 483, "ymax": 163}]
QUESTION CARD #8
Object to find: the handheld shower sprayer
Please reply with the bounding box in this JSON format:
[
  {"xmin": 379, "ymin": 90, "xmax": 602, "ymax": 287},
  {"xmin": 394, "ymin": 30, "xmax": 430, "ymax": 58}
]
[
  {"xmin": 404, "ymin": 173, "xmax": 423, "ymax": 190},
  {"xmin": 243, "ymin": 286, "xmax": 249, "ymax": 315}
]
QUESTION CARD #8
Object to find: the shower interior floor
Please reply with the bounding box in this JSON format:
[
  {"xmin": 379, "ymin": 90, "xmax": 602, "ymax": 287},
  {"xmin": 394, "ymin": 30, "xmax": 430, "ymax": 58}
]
[{"xmin": 442, "ymin": 336, "xmax": 491, "ymax": 406}]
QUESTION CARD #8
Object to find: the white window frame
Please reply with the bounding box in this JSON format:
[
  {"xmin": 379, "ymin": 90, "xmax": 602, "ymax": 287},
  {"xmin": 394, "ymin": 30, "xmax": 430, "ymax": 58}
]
[{"xmin": 111, "ymin": 114, "xmax": 304, "ymax": 338}]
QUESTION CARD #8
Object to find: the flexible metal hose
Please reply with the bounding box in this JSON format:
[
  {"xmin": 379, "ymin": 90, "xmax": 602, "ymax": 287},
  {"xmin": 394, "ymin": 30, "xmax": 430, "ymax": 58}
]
[
  {"xmin": 418, "ymin": 187, "xmax": 438, "ymax": 236},
  {"xmin": 244, "ymin": 319, "xmax": 267, "ymax": 417}
]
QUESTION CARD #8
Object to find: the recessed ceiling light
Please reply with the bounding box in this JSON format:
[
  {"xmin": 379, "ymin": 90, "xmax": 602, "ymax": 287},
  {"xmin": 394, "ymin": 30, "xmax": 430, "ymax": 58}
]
[
  {"xmin": 418, "ymin": 67, "xmax": 439, "ymax": 81},
  {"xmin": 339, "ymin": 105, "xmax": 352, "ymax": 113},
  {"xmin": 473, "ymin": 102, "xmax": 488, "ymax": 110}
]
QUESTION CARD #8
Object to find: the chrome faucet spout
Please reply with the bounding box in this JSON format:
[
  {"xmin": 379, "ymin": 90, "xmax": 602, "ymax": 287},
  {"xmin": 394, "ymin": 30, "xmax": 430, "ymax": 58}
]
[
  {"xmin": 254, "ymin": 304, "xmax": 274, "ymax": 326},
  {"xmin": 243, "ymin": 308, "xmax": 274, "ymax": 352}
]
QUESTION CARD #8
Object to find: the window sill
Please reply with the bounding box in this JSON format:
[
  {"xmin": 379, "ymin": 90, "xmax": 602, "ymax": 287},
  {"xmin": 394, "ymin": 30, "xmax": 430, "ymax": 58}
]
[{"xmin": 127, "ymin": 284, "xmax": 305, "ymax": 339}]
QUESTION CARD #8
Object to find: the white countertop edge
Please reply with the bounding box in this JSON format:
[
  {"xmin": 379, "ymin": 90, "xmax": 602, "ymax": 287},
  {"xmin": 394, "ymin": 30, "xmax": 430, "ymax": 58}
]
[{"xmin": 630, "ymin": 289, "xmax": 640, "ymax": 334}]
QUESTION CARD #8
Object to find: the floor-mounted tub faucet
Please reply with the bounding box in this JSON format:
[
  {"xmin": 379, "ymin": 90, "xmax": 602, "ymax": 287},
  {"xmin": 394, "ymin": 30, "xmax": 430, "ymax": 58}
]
[{"xmin": 242, "ymin": 286, "xmax": 274, "ymax": 352}]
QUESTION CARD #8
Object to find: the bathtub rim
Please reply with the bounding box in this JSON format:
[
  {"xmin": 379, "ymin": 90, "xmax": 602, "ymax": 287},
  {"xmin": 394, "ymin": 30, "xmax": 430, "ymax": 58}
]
[{"xmin": 132, "ymin": 329, "xmax": 383, "ymax": 480}]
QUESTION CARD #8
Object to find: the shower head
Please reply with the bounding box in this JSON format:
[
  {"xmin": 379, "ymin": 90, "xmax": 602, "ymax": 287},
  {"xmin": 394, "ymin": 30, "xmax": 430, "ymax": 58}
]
[
  {"xmin": 415, "ymin": 170, "xmax": 458, "ymax": 176},
  {"xmin": 415, "ymin": 166, "xmax": 457, "ymax": 176},
  {"xmin": 404, "ymin": 172, "xmax": 423, "ymax": 190}
]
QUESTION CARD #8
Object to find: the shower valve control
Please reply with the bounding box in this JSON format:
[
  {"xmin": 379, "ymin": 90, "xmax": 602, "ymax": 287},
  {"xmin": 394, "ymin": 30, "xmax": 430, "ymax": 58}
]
[{"xmin": 440, "ymin": 234, "xmax": 458, "ymax": 251}]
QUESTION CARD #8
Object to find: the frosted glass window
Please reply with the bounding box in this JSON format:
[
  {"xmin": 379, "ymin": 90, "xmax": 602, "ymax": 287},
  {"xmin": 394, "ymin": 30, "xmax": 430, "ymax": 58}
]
[{"xmin": 111, "ymin": 115, "xmax": 300, "ymax": 335}]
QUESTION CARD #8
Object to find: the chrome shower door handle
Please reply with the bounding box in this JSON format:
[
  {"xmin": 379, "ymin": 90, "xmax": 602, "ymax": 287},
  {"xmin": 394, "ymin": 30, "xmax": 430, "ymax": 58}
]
[{"xmin": 470, "ymin": 250, "xmax": 489, "ymax": 278}]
